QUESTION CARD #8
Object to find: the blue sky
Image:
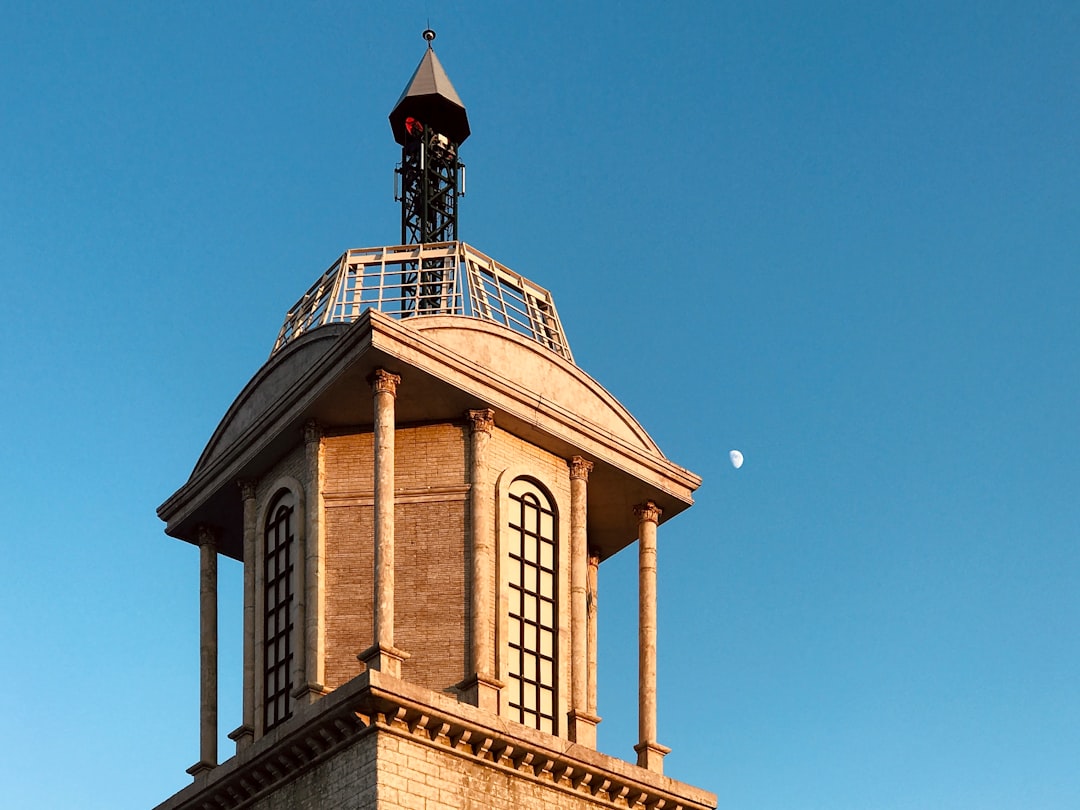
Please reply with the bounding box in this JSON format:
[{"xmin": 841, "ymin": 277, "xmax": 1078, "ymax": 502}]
[{"xmin": 2, "ymin": 3, "xmax": 1078, "ymax": 808}]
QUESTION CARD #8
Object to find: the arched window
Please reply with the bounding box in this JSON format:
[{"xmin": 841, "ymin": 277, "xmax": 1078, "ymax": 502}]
[
  {"xmin": 505, "ymin": 478, "xmax": 557, "ymax": 733},
  {"xmin": 263, "ymin": 489, "xmax": 296, "ymax": 732}
]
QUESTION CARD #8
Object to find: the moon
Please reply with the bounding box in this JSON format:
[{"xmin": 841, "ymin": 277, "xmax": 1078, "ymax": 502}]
[{"xmin": 729, "ymin": 450, "xmax": 744, "ymax": 469}]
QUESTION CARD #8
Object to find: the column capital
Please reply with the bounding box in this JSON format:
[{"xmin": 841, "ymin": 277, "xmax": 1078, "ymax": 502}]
[
  {"xmin": 303, "ymin": 419, "xmax": 322, "ymax": 444},
  {"xmin": 569, "ymin": 456, "xmax": 594, "ymax": 481},
  {"xmin": 634, "ymin": 501, "xmax": 662, "ymax": 525},
  {"xmin": 369, "ymin": 368, "xmax": 401, "ymax": 397},
  {"xmin": 237, "ymin": 479, "xmax": 257, "ymax": 502},
  {"xmin": 196, "ymin": 524, "xmax": 218, "ymax": 549},
  {"xmin": 466, "ymin": 408, "xmax": 495, "ymax": 435}
]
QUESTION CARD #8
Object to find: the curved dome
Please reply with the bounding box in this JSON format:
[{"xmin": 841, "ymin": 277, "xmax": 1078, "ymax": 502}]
[{"xmin": 405, "ymin": 315, "xmax": 662, "ymax": 456}]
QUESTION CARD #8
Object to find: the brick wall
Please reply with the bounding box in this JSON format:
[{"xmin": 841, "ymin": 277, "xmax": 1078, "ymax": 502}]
[
  {"xmin": 378, "ymin": 731, "xmax": 605, "ymax": 810},
  {"xmin": 322, "ymin": 424, "xmax": 469, "ymax": 694},
  {"xmin": 319, "ymin": 422, "xmax": 578, "ymax": 723},
  {"xmin": 245, "ymin": 725, "xmax": 655, "ymax": 810},
  {"xmin": 256, "ymin": 443, "xmax": 308, "ymax": 505},
  {"xmin": 248, "ymin": 733, "xmax": 378, "ymax": 810},
  {"xmin": 323, "ymin": 502, "xmax": 375, "ymax": 690}
]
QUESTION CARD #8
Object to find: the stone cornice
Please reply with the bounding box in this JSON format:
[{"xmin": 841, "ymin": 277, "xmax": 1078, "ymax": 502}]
[
  {"xmin": 157, "ymin": 309, "xmax": 701, "ymax": 560},
  {"xmin": 152, "ymin": 670, "xmax": 716, "ymax": 810}
]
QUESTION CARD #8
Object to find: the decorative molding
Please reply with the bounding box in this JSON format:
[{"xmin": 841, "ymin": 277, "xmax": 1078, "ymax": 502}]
[
  {"xmin": 303, "ymin": 419, "xmax": 322, "ymax": 445},
  {"xmin": 323, "ymin": 485, "xmax": 471, "ymax": 508},
  {"xmin": 633, "ymin": 501, "xmax": 662, "ymax": 525},
  {"xmin": 466, "ymin": 408, "xmax": 495, "ymax": 435},
  {"xmin": 292, "ymin": 682, "xmax": 330, "ymax": 701},
  {"xmin": 227, "ymin": 725, "xmax": 254, "ymax": 746},
  {"xmin": 195, "ymin": 524, "xmax": 218, "ymax": 548},
  {"xmin": 184, "ymin": 760, "xmax": 214, "ymax": 779},
  {"xmin": 357, "ymin": 643, "xmax": 411, "ymax": 680},
  {"xmin": 568, "ymin": 456, "xmax": 594, "ymax": 481},
  {"xmin": 157, "ymin": 671, "xmax": 714, "ymax": 810},
  {"xmin": 369, "ymin": 368, "xmax": 401, "ymax": 397},
  {"xmin": 238, "ymin": 479, "xmax": 257, "ymax": 502},
  {"xmin": 634, "ymin": 740, "xmax": 672, "ymax": 774}
]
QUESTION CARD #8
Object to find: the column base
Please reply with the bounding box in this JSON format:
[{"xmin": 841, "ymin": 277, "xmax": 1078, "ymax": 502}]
[
  {"xmin": 292, "ymin": 682, "xmax": 331, "ymax": 704},
  {"xmin": 456, "ymin": 673, "xmax": 505, "ymax": 713},
  {"xmin": 357, "ymin": 643, "xmax": 410, "ymax": 679},
  {"xmin": 227, "ymin": 724, "xmax": 254, "ymax": 751},
  {"xmin": 634, "ymin": 740, "xmax": 671, "ymax": 774},
  {"xmin": 186, "ymin": 760, "xmax": 215, "ymax": 780},
  {"xmin": 567, "ymin": 710, "xmax": 602, "ymax": 748}
]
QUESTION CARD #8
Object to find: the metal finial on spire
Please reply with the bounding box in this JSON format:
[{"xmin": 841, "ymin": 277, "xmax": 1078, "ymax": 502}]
[{"xmin": 422, "ymin": 28, "xmax": 436, "ymax": 46}]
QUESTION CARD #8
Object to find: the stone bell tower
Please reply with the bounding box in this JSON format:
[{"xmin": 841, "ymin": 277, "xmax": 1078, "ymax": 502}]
[{"xmin": 153, "ymin": 32, "xmax": 714, "ymax": 810}]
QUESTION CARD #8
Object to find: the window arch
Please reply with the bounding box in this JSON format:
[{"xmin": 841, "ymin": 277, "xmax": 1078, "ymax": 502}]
[
  {"xmin": 504, "ymin": 477, "xmax": 558, "ymax": 733},
  {"xmin": 263, "ymin": 489, "xmax": 297, "ymax": 732}
]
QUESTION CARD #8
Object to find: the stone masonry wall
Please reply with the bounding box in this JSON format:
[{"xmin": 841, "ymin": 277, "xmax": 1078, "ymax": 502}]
[
  {"xmin": 320, "ymin": 422, "xmax": 580, "ymax": 720},
  {"xmin": 248, "ymin": 732, "xmax": 378, "ymax": 810},
  {"xmin": 322, "ymin": 424, "xmax": 469, "ymax": 693},
  {"xmin": 257, "ymin": 442, "xmax": 308, "ymax": 506},
  {"xmin": 323, "ymin": 501, "xmax": 375, "ymax": 690},
  {"xmin": 378, "ymin": 731, "xmax": 607, "ymax": 810}
]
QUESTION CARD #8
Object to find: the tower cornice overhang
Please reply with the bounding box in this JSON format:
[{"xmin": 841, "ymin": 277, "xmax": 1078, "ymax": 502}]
[
  {"xmin": 158, "ymin": 309, "xmax": 701, "ymax": 561},
  {"xmin": 151, "ymin": 668, "xmax": 716, "ymax": 810}
]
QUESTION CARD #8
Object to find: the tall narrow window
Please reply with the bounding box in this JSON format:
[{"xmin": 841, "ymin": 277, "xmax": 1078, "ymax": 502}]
[
  {"xmin": 263, "ymin": 490, "xmax": 296, "ymax": 732},
  {"xmin": 506, "ymin": 478, "xmax": 557, "ymax": 733}
]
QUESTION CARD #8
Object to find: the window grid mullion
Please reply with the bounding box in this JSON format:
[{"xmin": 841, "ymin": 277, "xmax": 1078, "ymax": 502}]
[{"xmin": 507, "ymin": 485, "xmax": 557, "ymax": 733}]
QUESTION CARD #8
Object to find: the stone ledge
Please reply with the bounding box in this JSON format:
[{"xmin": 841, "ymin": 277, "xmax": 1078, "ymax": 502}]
[{"xmin": 152, "ymin": 669, "xmax": 716, "ymax": 810}]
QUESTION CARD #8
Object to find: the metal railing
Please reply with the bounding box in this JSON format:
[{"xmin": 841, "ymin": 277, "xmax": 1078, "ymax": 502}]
[{"xmin": 271, "ymin": 242, "xmax": 573, "ymax": 362}]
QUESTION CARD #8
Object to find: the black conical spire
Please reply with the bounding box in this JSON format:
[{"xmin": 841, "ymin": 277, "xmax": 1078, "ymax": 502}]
[{"xmin": 389, "ymin": 31, "xmax": 470, "ymax": 147}]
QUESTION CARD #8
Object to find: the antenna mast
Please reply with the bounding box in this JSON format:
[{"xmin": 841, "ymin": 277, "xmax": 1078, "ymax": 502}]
[{"xmin": 389, "ymin": 30, "xmax": 471, "ymax": 312}]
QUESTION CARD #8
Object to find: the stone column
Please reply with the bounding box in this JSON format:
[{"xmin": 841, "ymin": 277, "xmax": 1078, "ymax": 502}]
[
  {"xmin": 568, "ymin": 456, "xmax": 599, "ymax": 746},
  {"xmin": 633, "ymin": 502, "xmax": 669, "ymax": 773},
  {"xmin": 463, "ymin": 409, "xmax": 502, "ymax": 711},
  {"xmin": 252, "ymin": 497, "xmax": 266, "ymax": 737},
  {"xmin": 358, "ymin": 369, "xmax": 409, "ymax": 678},
  {"xmin": 587, "ymin": 548, "xmax": 600, "ymax": 717},
  {"xmin": 299, "ymin": 420, "xmax": 326, "ymax": 701},
  {"xmin": 229, "ymin": 481, "xmax": 257, "ymax": 750},
  {"xmin": 188, "ymin": 525, "xmax": 218, "ymax": 777}
]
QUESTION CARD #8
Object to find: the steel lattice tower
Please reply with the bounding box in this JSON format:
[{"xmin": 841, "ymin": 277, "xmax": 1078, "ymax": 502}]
[{"xmin": 389, "ymin": 30, "xmax": 470, "ymax": 313}]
